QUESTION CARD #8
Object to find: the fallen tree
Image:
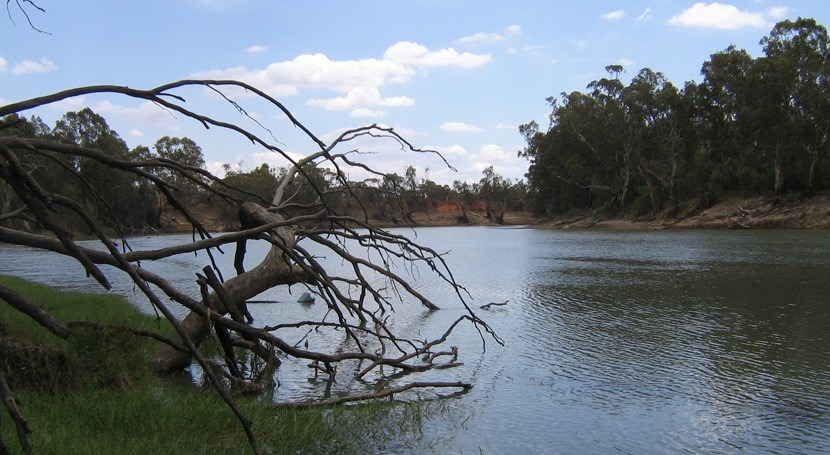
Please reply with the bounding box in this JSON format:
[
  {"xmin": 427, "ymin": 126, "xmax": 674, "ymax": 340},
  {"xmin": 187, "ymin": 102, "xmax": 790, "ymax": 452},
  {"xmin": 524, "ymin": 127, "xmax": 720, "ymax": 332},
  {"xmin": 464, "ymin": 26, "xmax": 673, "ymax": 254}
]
[{"xmin": 0, "ymin": 80, "xmax": 500, "ymax": 454}]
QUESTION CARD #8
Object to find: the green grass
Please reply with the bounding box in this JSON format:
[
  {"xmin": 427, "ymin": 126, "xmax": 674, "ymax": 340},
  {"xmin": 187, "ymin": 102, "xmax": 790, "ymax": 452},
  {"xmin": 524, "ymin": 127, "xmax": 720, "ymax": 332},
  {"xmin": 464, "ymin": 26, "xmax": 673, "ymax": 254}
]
[{"xmin": 0, "ymin": 275, "xmax": 433, "ymax": 454}]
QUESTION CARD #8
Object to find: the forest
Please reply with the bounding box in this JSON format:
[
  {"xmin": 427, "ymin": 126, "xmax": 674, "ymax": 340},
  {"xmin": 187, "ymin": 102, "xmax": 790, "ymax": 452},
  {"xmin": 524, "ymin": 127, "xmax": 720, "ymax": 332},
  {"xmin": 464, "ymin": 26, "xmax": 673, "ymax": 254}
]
[{"xmin": 520, "ymin": 18, "xmax": 830, "ymax": 217}]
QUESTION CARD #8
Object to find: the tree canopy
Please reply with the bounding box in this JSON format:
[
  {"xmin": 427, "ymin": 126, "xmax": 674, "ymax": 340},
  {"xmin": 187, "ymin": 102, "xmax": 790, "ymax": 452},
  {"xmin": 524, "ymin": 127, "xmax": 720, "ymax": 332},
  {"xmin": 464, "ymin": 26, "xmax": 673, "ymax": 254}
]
[{"xmin": 521, "ymin": 18, "xmax": 830, "ymax": 217}]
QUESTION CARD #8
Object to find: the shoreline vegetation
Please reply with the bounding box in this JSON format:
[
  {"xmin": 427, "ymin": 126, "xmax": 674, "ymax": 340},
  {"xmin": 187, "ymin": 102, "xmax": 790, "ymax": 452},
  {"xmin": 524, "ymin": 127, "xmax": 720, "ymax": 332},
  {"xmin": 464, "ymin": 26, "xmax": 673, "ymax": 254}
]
[{"xmin": 0, "ymin": 276, "xmax": 430, "ymax": 454}]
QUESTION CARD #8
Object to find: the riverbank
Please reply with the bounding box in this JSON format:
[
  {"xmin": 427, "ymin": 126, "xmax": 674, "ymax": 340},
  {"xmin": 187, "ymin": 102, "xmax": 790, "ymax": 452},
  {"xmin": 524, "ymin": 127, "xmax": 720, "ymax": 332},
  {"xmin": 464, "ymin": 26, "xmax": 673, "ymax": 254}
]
[
  {"xmin": 535, "ymin": 190, "xmax": 830, "ymax": 230},
  {"xmin": 0, "ymin": 276, "xmax": 428, "ymax": 454},
  {"xmin": 154, "ymin": 190, "xmax": 830, "ymax": 233}
]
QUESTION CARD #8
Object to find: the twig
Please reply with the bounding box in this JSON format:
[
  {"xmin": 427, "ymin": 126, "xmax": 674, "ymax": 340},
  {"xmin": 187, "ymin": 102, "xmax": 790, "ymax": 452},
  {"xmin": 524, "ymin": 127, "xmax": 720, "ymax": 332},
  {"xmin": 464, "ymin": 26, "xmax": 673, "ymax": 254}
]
[{"xmin": 480, "ymin": 300, "xmax": 509, "ymax": 310}]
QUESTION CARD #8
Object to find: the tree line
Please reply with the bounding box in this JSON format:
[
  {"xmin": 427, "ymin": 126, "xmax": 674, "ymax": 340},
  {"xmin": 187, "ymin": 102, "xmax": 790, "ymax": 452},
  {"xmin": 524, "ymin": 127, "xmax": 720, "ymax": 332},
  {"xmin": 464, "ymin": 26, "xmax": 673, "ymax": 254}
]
[
  {"xmin": 520, "ymin": 18, "xmax": 830, "ymax": 217},
  {"xmin": 1, "ymin": 109, "xmax": 207, "ymax": 234},
  {"xmin": 1, "ymin": 109, "xmax": 528, "ymax": 234}
]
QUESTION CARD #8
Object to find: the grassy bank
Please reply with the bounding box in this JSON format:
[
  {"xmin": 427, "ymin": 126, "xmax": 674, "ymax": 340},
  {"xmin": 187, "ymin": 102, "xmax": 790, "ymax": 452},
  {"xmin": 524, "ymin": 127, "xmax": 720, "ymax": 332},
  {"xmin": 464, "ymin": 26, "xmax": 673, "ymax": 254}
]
[{"xmin": 0, "ymin": 275, "xmax": 429, "ymax": 454}]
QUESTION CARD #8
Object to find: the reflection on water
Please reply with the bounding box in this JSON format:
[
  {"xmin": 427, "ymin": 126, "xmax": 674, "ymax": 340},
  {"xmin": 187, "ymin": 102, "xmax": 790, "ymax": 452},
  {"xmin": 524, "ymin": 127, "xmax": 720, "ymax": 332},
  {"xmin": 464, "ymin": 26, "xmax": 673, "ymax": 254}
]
[{"xmin": 2, "ymin": 228, "xmax": 830, "ymax": 454}]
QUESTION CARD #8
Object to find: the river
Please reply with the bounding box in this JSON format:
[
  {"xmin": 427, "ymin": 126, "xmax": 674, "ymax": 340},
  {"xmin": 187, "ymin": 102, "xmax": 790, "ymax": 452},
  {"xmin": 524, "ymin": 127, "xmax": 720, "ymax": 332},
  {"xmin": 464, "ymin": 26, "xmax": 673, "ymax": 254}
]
[{"xmin": 2, "ymin": 227, "xmax": 829, "ymax": 454}]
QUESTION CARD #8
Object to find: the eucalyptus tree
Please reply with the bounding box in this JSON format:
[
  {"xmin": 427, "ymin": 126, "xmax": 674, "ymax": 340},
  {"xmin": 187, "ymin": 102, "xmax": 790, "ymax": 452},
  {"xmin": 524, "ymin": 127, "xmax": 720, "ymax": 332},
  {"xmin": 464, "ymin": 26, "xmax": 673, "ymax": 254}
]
[
  {"xmin": 153, "ymin": 136, "xmax": 207, "ymax": 199},
  {"xmin": 0, "ymin": 81, "xmax": 499, "ymax": 454},
  {"xmin": 620, "ymin": 68, "xmax": 689, "ymax": 214},
  {"xmin": 760, "ymin": 18, "xmax": 830, "ymax": 194}
]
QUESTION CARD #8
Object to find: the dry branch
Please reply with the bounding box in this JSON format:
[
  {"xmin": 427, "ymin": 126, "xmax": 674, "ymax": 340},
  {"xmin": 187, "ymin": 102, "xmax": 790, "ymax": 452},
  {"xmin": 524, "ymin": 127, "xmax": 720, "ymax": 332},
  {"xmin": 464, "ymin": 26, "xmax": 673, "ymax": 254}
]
[{"xmin": 0, "ymin": 79, "xmax": 500, "ymax": 454}]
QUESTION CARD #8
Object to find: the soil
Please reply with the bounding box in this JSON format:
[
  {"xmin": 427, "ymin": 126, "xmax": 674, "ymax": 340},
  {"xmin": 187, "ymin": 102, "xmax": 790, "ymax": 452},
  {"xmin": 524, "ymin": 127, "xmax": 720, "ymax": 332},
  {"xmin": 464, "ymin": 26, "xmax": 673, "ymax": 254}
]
[
  {"xmin": 535, "ymin": 190, "xmax": 830, "ymax": 230},
  {"xmin": 159, "ymin": 191, "xmax": 830, "ymax": 233}
]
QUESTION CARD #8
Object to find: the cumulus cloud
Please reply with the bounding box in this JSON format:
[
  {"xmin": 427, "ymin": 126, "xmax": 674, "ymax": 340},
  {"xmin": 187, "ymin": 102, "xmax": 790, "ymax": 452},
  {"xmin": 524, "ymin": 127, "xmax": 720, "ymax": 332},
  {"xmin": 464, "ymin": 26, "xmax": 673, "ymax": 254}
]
[
  {"xmin": 11, "ymin": 58, "xmax": 57, "ymax": 75},
  {"xmin": 668, "ymin": 3, "xmax": 789, "ymax": 29},
  {"xmin": 384, "ymin": 41, "xmax": 492, "ymax": 68},
  {"xmin": 0, "ymin": 57, "xmax": 7, "ymax": 72},
  {"xmin": 195, "ymin": 41, "xmax": 490, "ymax": 116},
  {"xmin": 379, "ymin": 96, "xmax": 416, "ymax": 107},
  {"xmin": 476, "ymin": 144, "xmax": 513, "ymax": 163},
  {"xmin": 637, "ymin": 7, "xmax": 654, "ymax": 22},
  {"xmin": 440, "ymin": 122, "xmax": 483, "ymax": 133},
  {"xmin": 601, "ymin": 10, "xmax": 625, "ymax": 20},
  {"xmin": 306, "ymin": 86, "xmax": 414, "ymax": 117},
  {"xmin": 246, "ymin": 45, "xmax": 268, "ymax": 53}
]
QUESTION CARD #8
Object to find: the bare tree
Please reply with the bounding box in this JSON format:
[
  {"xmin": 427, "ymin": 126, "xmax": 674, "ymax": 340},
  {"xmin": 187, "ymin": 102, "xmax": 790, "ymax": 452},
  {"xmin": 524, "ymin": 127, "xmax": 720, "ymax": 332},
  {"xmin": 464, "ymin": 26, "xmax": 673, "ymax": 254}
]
[{"xmin": 0, "ymin": 80, "xmax": 500, "ymax": 454}]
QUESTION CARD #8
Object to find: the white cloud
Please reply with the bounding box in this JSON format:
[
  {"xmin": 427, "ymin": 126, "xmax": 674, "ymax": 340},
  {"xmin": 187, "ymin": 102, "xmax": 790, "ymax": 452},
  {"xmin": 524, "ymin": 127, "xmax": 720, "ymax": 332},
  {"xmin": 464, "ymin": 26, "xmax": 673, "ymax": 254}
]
[
  {"xmin": 440, "ymin": 122, "xmax": 483, "ymax": 133},
  {"xmin": 246, "ymin": 45, "xmax": 268, "ymax": 53},
  {"xmin": 195, "ymin": 52, "xmax": 414, "ymax": 96},
  {"xmin": 766, "ymin": 7, "xmax": 790, "ymax": 20},
  {"xmin": 128, "ymin": 130, "xmax": 144, "ymax": 137},
  {"xmin": 432, "ymin": 144, "xmax": 469, "ymax": 159},
  {"xmin": 306, "ymin": 86, "xmax": 415, "ymax": 115},
  {"xmin": 307, "ymin": 86, "xmax": 382, "ymax": 111},
  {"xmin": 250, "ymin": 150, "xmax": 307, "ymax": 170},
  {"xmin": 637, "ymin": 7, "xmax": 654, "ymax": 22},
  {"xmin": 601, "ymin": 10, "xmax": 625, "ymax": 20},
  {"xmin": 668, "ymin": 3, "xmax": 788, "ymax": 29},
  {"xmin": 194, "ymin": 41, "xmax": 491, "ymax": 116},
  {"xmin": 92, "ymin": 100, "xmax": 177, "ymax": 130},
  {"xmin": 11, "ymin": 58, "xmax": 57, "ymax": 75},
  {"xmin": 495, "ymin": 123, "xmax": 515, "ymax": 131},
  {"xmin": 459, "ymin": 32, "xmax": 505, "ymax": 44},
  {"xmin": 616, "ymin": 58, "xmax": 635, "ymax": 68},
  {"xmin": 378, "ymin": 96, "xmax": 415, "ymax": 107},
  {"xmin": 46, "ymin": 95, "xmax": 87, "ymax": 112},
  {"xmin": 459, "ymin": 25, "xmax": 522, "ymax": 45},
  {"xmin": 476, "ymin": 144, "xmax": 513, "ymax": 163},
  {"xmin": 385, "ymin": 41, "xmax": 492, "ymax": 68},
  {"xmin": 0, "ymin": 57, "xmax": 7, "ymax": 72}
]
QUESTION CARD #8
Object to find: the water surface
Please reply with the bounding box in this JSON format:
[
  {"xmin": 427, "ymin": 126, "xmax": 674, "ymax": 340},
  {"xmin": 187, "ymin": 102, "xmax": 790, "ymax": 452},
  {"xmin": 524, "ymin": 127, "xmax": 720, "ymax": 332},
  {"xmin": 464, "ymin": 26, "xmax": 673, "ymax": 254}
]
[{"xmin": 2, "ymin": 228, "xmax": 829, "ymax": 454}]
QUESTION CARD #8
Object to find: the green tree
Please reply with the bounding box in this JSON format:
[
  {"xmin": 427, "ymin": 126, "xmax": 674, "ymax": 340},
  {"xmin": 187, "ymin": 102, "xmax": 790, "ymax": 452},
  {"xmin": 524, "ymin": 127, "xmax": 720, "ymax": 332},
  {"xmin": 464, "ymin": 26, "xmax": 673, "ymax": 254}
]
[
  {"xmin": 53, "ymin": 109, "xmax": 158, "ymax": 232},
  {"xmin": 153, "ymin": 136, "xmax": 206, "ymax": 197},
  {"xmin": 760, "ymin": 18, "xmax": 830, "ymax": 194}
]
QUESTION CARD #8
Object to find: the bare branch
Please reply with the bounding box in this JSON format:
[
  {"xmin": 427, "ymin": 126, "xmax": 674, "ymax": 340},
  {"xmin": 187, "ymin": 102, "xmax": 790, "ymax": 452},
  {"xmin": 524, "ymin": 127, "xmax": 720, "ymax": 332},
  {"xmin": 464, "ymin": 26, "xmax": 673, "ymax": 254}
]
[{"xmin": 0, "ymin": 79, "xmax": 499, "ymax": 453}]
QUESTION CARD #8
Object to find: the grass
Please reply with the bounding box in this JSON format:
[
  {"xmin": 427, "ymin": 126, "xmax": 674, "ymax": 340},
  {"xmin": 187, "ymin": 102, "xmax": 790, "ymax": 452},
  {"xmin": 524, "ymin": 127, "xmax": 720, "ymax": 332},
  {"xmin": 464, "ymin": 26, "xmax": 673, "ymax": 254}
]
[{"xmin": 0, "ymin": 275, "xmax": 434, "ymax": 454}]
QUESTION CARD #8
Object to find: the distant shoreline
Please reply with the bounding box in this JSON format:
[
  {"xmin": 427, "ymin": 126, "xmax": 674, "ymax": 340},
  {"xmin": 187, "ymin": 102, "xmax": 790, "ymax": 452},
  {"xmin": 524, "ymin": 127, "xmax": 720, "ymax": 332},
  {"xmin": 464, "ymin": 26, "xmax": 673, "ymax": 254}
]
[{"xmin": 532, "ymin": 190, "xmax": 830, "ymax": 230}]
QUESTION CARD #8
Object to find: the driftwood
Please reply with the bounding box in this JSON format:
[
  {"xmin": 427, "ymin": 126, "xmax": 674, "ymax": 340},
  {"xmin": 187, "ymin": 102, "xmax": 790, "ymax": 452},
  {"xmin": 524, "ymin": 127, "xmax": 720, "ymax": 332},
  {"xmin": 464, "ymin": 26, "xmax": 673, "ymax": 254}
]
[
  {"xmin": 277, "ymin": 381, "xmax": 473, "ymax": 407},
  {"xmin": 480, "ymin": 300, "xmax": 509, "ymax": 310}
]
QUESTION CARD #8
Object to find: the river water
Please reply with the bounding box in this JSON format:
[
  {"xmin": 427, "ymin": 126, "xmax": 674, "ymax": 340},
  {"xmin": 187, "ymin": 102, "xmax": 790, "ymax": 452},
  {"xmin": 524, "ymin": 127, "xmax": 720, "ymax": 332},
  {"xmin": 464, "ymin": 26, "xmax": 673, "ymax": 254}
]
[{"xmin": 2, "ymin": 227, "xmax": 829, "ymax": 454}]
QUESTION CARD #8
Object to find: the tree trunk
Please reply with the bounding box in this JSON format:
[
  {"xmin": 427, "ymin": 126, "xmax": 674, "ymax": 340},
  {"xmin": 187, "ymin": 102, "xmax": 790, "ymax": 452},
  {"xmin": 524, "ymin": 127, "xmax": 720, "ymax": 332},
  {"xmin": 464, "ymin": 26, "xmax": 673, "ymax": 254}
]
[
  {"xmin": 774, "ymin": 143, "xmax": 786, "ymax": 195},
  {"xmin": 154, "ymin": 203, "xmax": 309, "ymax": 373},
  {"xmin": 806, "ymin": 145, "xmax": 826, "ymax": 195}
]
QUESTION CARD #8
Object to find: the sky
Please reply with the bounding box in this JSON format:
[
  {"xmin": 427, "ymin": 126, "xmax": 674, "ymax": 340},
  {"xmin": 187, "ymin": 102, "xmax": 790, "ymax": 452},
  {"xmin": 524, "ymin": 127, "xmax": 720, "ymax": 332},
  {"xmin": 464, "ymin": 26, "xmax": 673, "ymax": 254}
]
[{"xmin": 2, "ymin": 1, "xmax": 829, "ymax": 186}]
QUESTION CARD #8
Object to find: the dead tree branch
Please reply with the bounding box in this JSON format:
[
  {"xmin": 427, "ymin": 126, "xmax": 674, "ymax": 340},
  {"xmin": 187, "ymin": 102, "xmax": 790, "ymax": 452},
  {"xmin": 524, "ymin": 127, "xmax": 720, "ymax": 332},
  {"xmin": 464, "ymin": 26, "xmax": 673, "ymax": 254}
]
[{"xmin": 0, "ymin": 79, "xmax": 499, "ymax": 453}]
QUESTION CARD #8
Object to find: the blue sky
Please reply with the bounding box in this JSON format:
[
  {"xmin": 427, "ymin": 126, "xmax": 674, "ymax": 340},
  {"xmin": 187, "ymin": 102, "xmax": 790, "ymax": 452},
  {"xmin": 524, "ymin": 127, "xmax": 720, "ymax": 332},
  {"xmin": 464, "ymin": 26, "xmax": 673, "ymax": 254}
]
[{"xmin": 2, "ymin": 1, "xmax": 829, "ymax": 185}]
